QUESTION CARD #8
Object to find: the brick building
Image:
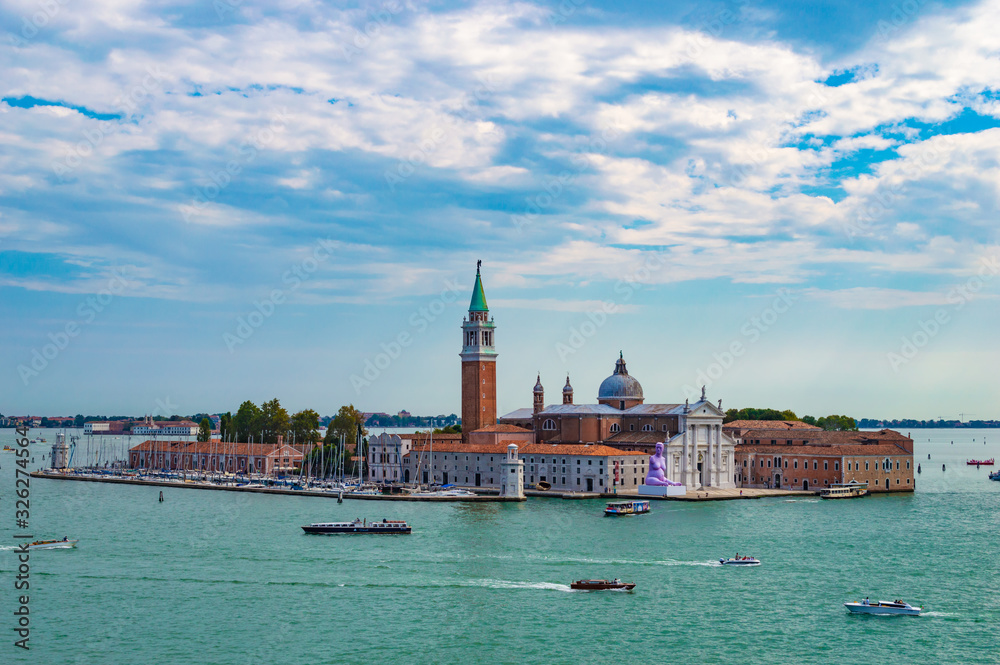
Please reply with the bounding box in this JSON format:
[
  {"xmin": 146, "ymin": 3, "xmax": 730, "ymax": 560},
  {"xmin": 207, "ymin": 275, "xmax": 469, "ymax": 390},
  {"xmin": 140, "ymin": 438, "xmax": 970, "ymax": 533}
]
[{"xmin": 734, "ymin": 429, "xmax": 915, "ymax": 492}]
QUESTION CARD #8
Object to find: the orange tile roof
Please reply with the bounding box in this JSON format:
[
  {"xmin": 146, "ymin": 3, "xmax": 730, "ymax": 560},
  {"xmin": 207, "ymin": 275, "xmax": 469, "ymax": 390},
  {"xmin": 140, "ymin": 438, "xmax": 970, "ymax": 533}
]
[
  {"xmin": 407, "ymin": 442, "xmax": 513, "ymax": 455},
  {"xmin": 520, "ymin": 443, "xmax": 647, "ymax": 457},
  {"xmin": 129, "ymin": 440, "xmax": 303, "ymax": 457},
  {"xmin": 734, "ymin": 429, "xmax": 910, "ymax": 446},
  {"xmin": 724, "ymin": 420, "xmax": 821, "ymax": 430},
  {"xmin": 471, "ymin": 424, "xmax": 532, "ymax": 432},
  {"xmin": 738, "ymin": 443, "xmax": 911, "ymax": 456}
]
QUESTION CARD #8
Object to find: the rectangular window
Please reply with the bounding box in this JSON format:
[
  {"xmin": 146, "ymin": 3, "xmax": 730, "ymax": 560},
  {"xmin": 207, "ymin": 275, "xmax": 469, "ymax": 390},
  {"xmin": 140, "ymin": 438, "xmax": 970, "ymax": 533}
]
[
  {"xmin": 824, "ymin": 461, "xmax": 828, "ymax": 470},
  {"xmin": 794, "ymin": 460, "xmax": 798, "ymax": 469},
  {"xmin": 835, "ymin": 462, "xmax": 839, "ymax": 471}
]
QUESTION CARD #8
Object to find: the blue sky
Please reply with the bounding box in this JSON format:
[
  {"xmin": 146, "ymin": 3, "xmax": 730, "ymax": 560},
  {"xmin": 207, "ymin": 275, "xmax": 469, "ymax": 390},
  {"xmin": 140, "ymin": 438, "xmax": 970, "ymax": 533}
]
[{"xmin": 2, "ymin": 0, "xmax": 999, "ymax": 420}]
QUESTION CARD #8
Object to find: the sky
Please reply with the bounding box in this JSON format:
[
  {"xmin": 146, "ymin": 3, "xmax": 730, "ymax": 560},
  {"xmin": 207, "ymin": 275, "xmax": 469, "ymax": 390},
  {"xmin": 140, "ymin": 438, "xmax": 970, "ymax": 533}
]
[{"xmin": 1, "ymin": 0, "xmax": 999, "ymax": 421}]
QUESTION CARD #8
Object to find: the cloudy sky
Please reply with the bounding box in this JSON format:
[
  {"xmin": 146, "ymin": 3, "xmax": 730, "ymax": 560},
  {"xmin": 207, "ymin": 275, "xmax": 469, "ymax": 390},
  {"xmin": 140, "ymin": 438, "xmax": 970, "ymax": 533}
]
[{"xmin": 2, "ymin": 0, "xmax": 998, "ymax": 420}]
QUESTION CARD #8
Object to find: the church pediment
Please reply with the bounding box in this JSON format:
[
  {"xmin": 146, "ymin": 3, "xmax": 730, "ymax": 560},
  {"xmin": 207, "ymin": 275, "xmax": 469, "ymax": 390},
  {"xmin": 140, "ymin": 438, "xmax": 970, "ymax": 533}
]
[{"xmin": 686, "ymin": 399, "xmax": 724, "ymax": 418}]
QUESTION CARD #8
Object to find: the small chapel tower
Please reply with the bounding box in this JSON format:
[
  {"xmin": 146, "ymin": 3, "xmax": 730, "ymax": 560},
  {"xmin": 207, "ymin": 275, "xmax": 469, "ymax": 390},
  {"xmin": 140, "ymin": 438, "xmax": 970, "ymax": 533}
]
[
  {"xmin": 499, "ymin": 443, "xmax": 525, "ymax": 499},
  {"xmin": 461, "ymin": 261, "xmax": 497, "ymax": 439},
  {"xmin": 562, "ymin": 375, "xmax": 574, "ymax": 404}
]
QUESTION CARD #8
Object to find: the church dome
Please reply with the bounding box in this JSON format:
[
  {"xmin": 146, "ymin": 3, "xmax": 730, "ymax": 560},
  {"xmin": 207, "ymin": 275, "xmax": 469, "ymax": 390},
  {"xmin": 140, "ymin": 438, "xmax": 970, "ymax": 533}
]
[
  {"xmin": 533, "ymin": 374, "xmax": 544, "ymax": 394},
  {"xmin": 597, "ymin": 353, "xmax": 643, "ymax": 401}
]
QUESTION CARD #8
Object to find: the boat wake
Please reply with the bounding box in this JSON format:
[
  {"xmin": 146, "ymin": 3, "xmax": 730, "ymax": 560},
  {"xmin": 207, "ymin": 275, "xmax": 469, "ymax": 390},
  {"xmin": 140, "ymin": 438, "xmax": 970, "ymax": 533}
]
[
  {"xmin": 470, "ymin": 579, "xmax": 574, "ymax": 592},
  {"xmin": 920, "ymin": 611, "xmax": 950, "ymax": 617}
]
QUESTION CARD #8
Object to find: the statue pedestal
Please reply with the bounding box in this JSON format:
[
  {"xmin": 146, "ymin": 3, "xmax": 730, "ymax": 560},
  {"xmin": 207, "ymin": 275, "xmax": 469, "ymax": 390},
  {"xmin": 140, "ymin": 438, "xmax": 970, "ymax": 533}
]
[{"xmin": 639, "ymin": 484, "xmax": 686, "ymax": 497}]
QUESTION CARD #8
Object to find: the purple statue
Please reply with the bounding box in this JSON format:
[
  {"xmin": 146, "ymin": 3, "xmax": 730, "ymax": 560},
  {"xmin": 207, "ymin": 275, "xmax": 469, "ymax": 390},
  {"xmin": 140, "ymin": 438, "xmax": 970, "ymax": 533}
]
[{"xmin": 645, "ymin": 442, "xmax": 682, "ymax": 486}]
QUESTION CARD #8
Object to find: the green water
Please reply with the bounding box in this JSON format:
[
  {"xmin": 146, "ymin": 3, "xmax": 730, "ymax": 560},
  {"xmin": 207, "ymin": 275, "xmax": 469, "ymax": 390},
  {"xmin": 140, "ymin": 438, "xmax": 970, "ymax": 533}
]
[{"xmin": 2, "ymin": 428, "xmax": 999, "ymax": 664}]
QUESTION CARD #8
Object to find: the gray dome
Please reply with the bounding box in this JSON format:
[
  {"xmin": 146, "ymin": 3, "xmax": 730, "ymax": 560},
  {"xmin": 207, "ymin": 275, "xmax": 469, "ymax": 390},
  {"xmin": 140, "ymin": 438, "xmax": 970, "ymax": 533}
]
[{"xmin": 598, "ymin": 353, "xmax": 643, "ymax": 400}]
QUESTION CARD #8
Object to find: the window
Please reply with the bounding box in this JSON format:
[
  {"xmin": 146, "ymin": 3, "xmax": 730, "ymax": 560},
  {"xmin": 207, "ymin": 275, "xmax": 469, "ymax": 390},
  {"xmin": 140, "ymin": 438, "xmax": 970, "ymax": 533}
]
[
  {"xmin": 588, "ymin": 460, "xmax": 592, "ymax": 466},
  {"xmin": 642, "ymin": 424, "xmax": 653, "ymax": 432},
  {"xmin": 865, "ymin": 461, "xmax": 869, "ymax": 471},
  {"xmin": 835, "ymin": 462, "xmax": 839, "ymax": 471},
  {"xmin": 813, "ymin": 461, "xmax": 818, "ymax": 470},
  {"xmin": 662, "ymin": 425, "xmax": 668, "ymax": 432},
  {"xmin": 896, "ymin": 461, "xmax": 900, "ymax": 470},
  {"xmin": 542, "ymin": 419, "xmax": 556, "ymax": 430},
  {"xmin": 630, "ymin": 424, "xmax": 635, "ymax": 431},
  {"xmin": 610, "ymin": 423, "xmax": 620, "ymax": 433}
]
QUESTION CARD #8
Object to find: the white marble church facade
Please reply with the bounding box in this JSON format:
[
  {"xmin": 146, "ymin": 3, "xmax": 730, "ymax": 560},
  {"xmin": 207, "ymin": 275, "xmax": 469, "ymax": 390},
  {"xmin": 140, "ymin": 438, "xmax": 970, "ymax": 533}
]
[{"xmin": 665, "ymin": 398, "xmax": 736, "ymax": 489}]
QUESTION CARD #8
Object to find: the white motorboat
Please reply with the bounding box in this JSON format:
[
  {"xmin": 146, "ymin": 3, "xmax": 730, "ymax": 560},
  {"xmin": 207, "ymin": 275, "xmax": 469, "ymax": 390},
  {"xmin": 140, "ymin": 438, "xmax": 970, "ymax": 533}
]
[
  {"xmin": 25, "ymin": 538, "xmax": 78, "ymax": 551},
  {"xmin": 720, "ymin": 556, "xmax": 760, "ymax": 566},
  {"xmin": 845, "ymin": 599, "xmax": 921, "ymax": 616}
]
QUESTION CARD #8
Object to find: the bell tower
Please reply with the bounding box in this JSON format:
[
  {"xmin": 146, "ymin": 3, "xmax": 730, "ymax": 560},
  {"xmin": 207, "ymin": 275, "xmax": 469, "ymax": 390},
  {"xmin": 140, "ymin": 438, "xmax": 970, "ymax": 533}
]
[{"xmin": 461, "ymin": 261, "xmax": 497, "ymax": 439}]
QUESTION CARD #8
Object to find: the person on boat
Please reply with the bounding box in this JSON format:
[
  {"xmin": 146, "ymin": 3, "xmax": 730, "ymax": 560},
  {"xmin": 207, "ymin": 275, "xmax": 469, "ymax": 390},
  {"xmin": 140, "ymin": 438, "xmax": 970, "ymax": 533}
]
[
  {"xmin": 63, "ymin": 536, "xmax": 68, "ymax": 541},
  {"xmin": 613, "ymin": 578, "xmax": 620, "ymax": 585},
  {"xmin": 862, "ymin": 597, "xmax": 869, "ymax": 605}
]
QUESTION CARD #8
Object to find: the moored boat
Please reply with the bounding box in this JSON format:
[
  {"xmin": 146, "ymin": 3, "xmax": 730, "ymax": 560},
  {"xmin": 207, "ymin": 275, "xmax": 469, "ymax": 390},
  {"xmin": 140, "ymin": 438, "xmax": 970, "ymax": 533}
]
[
  {"xmin": 720, "ymin": 556, "xmax": 760, "ymax": 566},
  {"xmin": 845, "ymin": 598, "xmax": 921, "ymax": 615},
  {"xmin": 570, "ymin": 579, "xmax": 635, "ymax": 591},
  {"xmin": 301, "ymin": 518, "xmax": 411, "ymax": 534},
  {"xmin": 967, "ymin": 458, "xmax": 994, "ymax": 466},
  {"xmin": 605, "ymin": 500, "xmax": 650, "ymax": 516},
  {"xmin": 25, "ymin": 538, "xmax": 78, "ymax": 551},
  {"xmin": 820, "ymin": 481, "xmax": 869, "ymax": 499}
]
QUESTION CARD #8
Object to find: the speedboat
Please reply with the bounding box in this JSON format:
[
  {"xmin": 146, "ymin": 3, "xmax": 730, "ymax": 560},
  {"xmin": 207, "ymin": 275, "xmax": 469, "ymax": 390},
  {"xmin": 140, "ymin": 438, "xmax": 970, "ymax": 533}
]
[
  {"xmin": 720, "ymin": 556, "xmax": 760, "ymax": 566},
  {"xmin": 25, "ymin": 538, "xmax": 78, "ymax": 551},
  {"xmin": 845, "ymin": 599, "xmax": 921, "ymax": 615},
  {"xmin": 570, "ymin": 579, "xmax": 635, "ymax": 591},
  {"xmin": 302, "ymin": 518, "xmax": 411, "ymax": 534},
  {"xmin": 988, "ymin": 470, "xmax": 1000, "ymax": 481},
  {"xmin": 605, "ymin": 500, "xmax": 650, "ymax": 516}
]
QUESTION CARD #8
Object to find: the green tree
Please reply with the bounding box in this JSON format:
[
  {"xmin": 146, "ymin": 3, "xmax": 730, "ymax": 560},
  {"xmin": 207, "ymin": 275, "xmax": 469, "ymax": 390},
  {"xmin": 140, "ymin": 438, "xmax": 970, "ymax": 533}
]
[
  {"xmin": 232, "ymin": 401, "xmax": 262, "ymax": 442},
  {"xmin": 218, "ymin": 412, "xmax": 232, "ymax": 440},
  {"xmin": 74, "ymin": 414, "xmax": 85, "ymax": 428},
  {"xmin": 260, "ymin": 398, "xmax": 290, "ymax": 444},
  {"xmin": 197, "ymin": 418, "xmax": 212, "ymax": 442},
  {"xmin": 816, "ymin": 415, "xmax": 857, "ymax": 431},
  {"xmin": 326, "ymin": 405, "xmax": 368, "ymax": 448},
  {"xmin": 801, "ymin": 415, "xmax": 817, "ymax": 426},
  {"xmin": 291, "ymin": 409, "xmax": 321, "ymax": 446}
]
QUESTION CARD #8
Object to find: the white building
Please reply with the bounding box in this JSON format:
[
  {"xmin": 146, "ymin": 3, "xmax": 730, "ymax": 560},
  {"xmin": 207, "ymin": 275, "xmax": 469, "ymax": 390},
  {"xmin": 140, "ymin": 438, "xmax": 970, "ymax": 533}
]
[{"xmin": 499, "ymin": 443, "xmax": 524, "ymax": 499}]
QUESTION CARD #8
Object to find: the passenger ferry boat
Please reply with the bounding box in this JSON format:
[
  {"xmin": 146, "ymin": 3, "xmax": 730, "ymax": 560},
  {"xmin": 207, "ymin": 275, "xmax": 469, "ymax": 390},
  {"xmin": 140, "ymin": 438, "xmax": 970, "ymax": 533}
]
[
  {"xmin": 25, "ymin": 538, "xmax": 78, "ymax": 551},
  {"xmin": 570, "ymin": 579, "xmax": 635, "ymax": 591},
  {"xmin": 845, "ymin": 598, "xmax": 921, "ymax": 616},
  {"xmin": 604, "ymin": 500, "xmax": 650, "ymax": 516},
  {"xmin": 967, "ymin": 458, "xmax": 994, "ymax": 466},
  {"xmin": 301, "ymin": 518, "xmax": 411, "ymax": 534},
  {"xmin": 820, "ymin": 481, "xmax": 869, "ymax": 499}
]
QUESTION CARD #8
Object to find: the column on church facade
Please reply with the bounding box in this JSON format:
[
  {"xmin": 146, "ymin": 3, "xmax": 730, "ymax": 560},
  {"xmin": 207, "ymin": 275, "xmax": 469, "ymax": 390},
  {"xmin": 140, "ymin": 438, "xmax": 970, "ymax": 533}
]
[
  {"xmin": 706, "ymin": 424, "xmax": 715, "ymax": 487},
  {"xmin": 680, "ymin": 428, "xmax": 688, "ymax": 485},
  {"xmin": 690, "ymin": 424, "xmax": 698, "ymax": 487},
  {"xmin": 714, "ymin": 425, "xmax": 723, "ymax": 486}
]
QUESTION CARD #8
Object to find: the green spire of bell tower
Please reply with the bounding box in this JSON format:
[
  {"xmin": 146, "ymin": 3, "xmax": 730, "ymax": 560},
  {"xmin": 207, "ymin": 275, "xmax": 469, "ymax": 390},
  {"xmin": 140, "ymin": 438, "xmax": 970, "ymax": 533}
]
[{"xmin": 469, "ymin": 260, "xmax": 488, "ymax": 312}]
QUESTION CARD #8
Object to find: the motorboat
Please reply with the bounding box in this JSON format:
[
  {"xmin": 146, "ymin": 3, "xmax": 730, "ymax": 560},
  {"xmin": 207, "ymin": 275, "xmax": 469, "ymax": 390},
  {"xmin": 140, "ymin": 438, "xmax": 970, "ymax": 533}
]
[
  {"xmin": 988, "ymin": 470, "xmax": 1000, "ymax": 481},
  {"xmin": 967, "ymin": 458, "xmax": 994, "ymax": 466},
  {"xmin": 605, "ymin": 500, "xmax": 651, "ymax": 516},
  {"xmin": 301, "ymin": 518, "xmax": 411, "ymax": 534},
  {"xmin": 25, "ymin": 538, "xmax": 78, "ymax": 551},
  {"xmin": 720, "ymin": 556, "xmax": 760, "ymax": 566},
  {"xmin": 570, "ymin": 579, "xmax": 635, "ymax": 591},
  {"xmin": 820, "ymin": 482, "xmax": 869, "ymax": 499},
  {"xmin": 845, "ymin": 599, "xmax": 921, "ymax": 615},
  {"xmin": 1, "ymin": 446, "xmax": 15, "ymax": 452}
]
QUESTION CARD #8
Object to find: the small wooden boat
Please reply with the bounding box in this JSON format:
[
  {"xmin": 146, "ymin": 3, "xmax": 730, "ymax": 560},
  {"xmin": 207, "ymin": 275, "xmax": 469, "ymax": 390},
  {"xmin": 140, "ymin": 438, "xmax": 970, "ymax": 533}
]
[
  {"xmin": 25, "ymin": 538, "xmax": 78, "ymax": 551},
  {"xmin": 605, "ymin": 500, "xmax": 650, "ymax": 516},
  {"xmin": 845, "ymin": 599, "xmax": 921, "ymax": 615},
  {"xmin": 570, "ymin": 579, "xmax": 635, "ymax": 591},
  {"xmin": 967, "ymin": 458, "xmax": 994, "ymax": 466}
]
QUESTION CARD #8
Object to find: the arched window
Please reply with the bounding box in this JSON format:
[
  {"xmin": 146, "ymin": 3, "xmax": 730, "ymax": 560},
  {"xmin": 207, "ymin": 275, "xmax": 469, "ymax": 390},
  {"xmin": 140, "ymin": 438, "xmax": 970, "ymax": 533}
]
[
  {"xmin": 542, "ymin": 419, "xmax": 556, "ymax": 431},
  {"xmin": 641, "ymin": 424, "xmax": 653, "ymax": 432},
  {"xmin": 609, "ymin": 423, "xmax": 620, "ymax": 433}
]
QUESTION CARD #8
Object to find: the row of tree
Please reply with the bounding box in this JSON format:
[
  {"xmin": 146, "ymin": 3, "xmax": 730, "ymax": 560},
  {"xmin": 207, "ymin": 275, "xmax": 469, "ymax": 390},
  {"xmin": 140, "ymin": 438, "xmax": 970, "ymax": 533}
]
[{"xmin": 723, "ymin": 407, "xmax": 858, "ymax": 431}]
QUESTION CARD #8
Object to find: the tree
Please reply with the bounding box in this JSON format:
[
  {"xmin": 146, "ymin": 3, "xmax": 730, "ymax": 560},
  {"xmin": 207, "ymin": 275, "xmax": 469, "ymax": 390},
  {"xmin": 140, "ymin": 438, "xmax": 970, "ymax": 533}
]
[
  {"xmin": 232, "ymin": 401, "xmax": 262, "ymax": 442},
  {"xmin": 801, "ymin": 415, "xmax": 817, "ymax": 426},
  {"xmin": 74, "ymin": 414, "xmax": 85, "ymax": 428},
  {"xmin": 259, "ymin": 398, "xmax": 290, "ymax": 444},
  {"xmin": 291, "ymin": 409, "xmax": 321, "ymax": 446},
  {"xmin": 326, "ymin": 405, "xmax": 368, "ymax": 448},
  {"xmin": 815, "ymin": 415, "xmax": 857, "ymax": 431},
  {"xmin": 197, "ymin": 418, "xmax": 211, "ymax": 442},
  {"xmin": 219, "ymin": 412, "xmax": 232, "ymax": 441}
]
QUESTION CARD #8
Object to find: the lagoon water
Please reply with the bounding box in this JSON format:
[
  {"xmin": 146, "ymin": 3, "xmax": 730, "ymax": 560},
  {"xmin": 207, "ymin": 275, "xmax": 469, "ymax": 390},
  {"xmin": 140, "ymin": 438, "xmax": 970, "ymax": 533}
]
[{"xmin": 2, "ymin": 428, "xmax": 998, "ymax": 664}]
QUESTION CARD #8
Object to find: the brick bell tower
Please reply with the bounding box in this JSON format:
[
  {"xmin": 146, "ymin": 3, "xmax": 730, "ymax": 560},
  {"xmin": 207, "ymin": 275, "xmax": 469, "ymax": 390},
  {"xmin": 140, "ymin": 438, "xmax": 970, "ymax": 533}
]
[{"xmin": 461, "ymin": 261, "xmax": 497, "ymax": 440}]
